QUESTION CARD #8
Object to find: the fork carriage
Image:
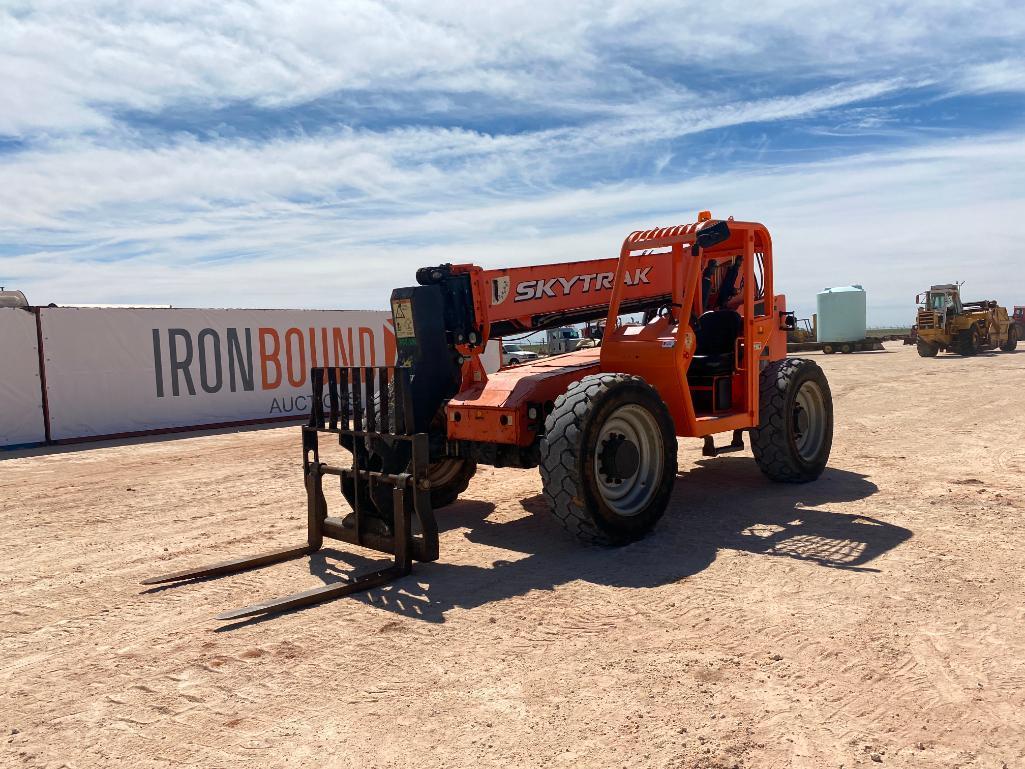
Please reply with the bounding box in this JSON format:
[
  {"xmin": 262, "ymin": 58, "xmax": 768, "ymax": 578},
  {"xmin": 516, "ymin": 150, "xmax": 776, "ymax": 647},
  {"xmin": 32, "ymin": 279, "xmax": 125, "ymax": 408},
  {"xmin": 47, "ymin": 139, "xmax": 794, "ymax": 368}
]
[{"xmin": 143, "ymin": 365, "xmax": 438, "ymax": 621}]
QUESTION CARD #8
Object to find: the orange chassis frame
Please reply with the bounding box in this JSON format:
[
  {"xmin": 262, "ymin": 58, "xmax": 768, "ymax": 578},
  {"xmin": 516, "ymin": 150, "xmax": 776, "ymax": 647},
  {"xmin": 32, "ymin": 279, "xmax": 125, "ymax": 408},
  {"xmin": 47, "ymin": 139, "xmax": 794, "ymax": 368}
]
[{"xmin": 443, "ymin": 217, "xmax": 788, "ymax": 450}]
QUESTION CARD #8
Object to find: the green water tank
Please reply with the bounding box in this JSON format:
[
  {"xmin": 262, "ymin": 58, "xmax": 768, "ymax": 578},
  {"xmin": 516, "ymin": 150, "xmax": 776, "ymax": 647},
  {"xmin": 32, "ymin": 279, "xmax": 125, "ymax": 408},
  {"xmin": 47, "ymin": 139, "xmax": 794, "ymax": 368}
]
[{"xmin": 816, "ymin": 285, "xmax": 866, "ymax": 343}]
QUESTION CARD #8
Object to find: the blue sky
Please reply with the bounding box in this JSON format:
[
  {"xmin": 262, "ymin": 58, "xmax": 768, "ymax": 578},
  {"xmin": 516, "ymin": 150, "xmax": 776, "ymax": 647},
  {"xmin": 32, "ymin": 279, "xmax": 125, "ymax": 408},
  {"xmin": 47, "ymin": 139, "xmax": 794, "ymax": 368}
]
[{"xmin": 1, "ymin": 1, "xmax": 1024, "ymax": 324}]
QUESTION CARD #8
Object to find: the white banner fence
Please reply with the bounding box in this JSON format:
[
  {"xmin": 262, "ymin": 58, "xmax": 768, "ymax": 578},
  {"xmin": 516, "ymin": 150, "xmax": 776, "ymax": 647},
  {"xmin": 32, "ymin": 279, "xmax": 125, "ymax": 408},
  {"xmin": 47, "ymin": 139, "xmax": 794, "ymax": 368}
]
[
  {"xmin": 1, "ymin": 307, "xmax": 395, "ymax": 447},
  {"xmin": 0, "ymin": 308, "xmax": 46, "ymax": 447}
]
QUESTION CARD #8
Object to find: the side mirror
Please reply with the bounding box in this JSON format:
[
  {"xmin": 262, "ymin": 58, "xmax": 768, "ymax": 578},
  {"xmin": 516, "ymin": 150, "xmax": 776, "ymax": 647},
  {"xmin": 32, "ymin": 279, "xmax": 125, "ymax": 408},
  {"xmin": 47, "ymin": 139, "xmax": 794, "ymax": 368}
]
[{"xmin": 691, "ymin": 221, "xmax": 731, "ymax": 255}]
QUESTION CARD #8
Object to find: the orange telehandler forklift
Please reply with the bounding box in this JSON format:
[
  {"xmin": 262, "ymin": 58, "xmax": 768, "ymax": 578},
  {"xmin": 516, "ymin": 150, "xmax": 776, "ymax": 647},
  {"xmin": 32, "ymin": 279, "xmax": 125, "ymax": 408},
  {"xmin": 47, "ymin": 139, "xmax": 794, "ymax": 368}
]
[{"xmin": 146, "ymin": 214, "xmax": 834, "ymax": 621}]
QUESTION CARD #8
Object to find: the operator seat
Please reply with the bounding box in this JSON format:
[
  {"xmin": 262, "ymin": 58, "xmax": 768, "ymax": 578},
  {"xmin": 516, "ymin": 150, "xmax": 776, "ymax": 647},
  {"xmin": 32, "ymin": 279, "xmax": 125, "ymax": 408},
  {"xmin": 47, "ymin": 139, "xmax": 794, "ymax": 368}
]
[{"xmin": 688, "ymin": 310, "xmax": 741, "ymax": 376}]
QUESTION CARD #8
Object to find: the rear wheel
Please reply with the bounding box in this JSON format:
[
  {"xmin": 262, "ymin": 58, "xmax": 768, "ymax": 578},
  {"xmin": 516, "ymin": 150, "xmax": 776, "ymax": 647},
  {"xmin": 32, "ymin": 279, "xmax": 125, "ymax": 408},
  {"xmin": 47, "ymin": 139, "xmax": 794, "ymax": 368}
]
[
  {"xmin": 822, "ymin": 344, "xmax": 835, "ymax": 354},
  {"xmin": 751, "ymin": 358, "xmax": 833, "ymax": 483},
  {"xmin": 917, "ymin": 340, "xmax": 939, "ymax": 357},
  {"xmin": 1000, "ymin": 326, "xmax": 1018, "ymax": 352},
  {"xmin": 540, "ymin": 373, "xmax": 677, "ymax": 545},
  {"xmin": 840, "ymin": 343, "xmax": 853, "ymax": 354}
]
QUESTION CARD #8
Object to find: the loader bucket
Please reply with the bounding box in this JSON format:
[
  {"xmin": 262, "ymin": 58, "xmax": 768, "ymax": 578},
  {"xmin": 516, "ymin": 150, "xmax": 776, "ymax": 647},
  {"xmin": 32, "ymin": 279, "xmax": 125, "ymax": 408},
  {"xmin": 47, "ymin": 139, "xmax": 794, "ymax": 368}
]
[{"xmin": 143, "ymin": 365, "xmax": 438, "ymax": 622}]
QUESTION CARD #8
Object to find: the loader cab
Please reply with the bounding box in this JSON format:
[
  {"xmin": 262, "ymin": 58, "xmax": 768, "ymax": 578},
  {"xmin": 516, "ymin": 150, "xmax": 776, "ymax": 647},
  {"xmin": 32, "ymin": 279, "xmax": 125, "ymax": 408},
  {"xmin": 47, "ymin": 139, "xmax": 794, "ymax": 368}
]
[{"xmin": 919, "ymin": 287, "xmax": 961, "ymax": 317}]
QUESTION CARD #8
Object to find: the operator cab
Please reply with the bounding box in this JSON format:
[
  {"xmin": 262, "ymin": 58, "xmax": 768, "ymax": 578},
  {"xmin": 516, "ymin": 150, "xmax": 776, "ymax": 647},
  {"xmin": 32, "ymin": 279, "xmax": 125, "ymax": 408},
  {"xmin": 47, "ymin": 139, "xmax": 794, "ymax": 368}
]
[
  {"xmin": 918, "ymin": 285, "xmax": 962, "ymax": 318},
  {"xmin": 633, "ymin": 249, "xmax": 762, "ymax": 417},
  {"xmin": 687, "ymin": 253, "xmax": 755, "ymax": 414}
]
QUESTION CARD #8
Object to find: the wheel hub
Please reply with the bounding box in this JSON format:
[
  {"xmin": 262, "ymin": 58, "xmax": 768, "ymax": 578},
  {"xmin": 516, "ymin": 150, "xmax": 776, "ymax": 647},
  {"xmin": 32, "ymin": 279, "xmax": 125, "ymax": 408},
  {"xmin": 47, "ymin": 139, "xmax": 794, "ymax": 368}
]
[
  {"xmin": 792, "ymin": 381, "xmax": 826, "ymax": 461},
  {"xmin": 592, "ymin": 403, "xmax": 665, "ymax": 517},
  {"xmin": 793, "ymin": 404, "xmax": 809, "ymax": 437},
  {"xmin": 598, "ymin": 433, "xmax": 640, "ymax": 483}
]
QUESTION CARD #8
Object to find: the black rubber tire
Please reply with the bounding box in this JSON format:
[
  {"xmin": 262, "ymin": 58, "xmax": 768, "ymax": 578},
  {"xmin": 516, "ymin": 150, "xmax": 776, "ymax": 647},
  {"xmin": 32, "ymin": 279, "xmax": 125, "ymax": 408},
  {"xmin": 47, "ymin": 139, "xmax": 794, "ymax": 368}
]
[
  {"xmin": 751, "ymin": 358, "xmax": 833, "ymax": 483},
  {"xmin": 840, "ymin": 343, "xmax": 853, "ymax": 354},
  {"xmin": 1000, "ymin": 326, "xmax": 1018, "ymax": 352},
  {"xmin": 539, "ymin": 373, "xmax": 677, "ymax": 545},
  {"xmin": 958, "ymin": 326, "xmax": 980, "ymax": 356},
  {"xmin": 345, "ymin": 391, "xmax": 478, "ymax": 517},
  {"xmin": 822, "ymin": 344, "xmax": 835, "ymax": 354},
  {"xmin": 508, "ymin": 358, "xmax": 520, "ymax": 366},
  {"xmin": 426, "ymin": 457, "xmax": 478, "ymax": 509},
  {"xmin": 917, "ymin": 340, "xmax": 939, "ymax": 357},
  {"xmin": 341, "ymin": 457, "xmax": 476, "ymax": 517}
]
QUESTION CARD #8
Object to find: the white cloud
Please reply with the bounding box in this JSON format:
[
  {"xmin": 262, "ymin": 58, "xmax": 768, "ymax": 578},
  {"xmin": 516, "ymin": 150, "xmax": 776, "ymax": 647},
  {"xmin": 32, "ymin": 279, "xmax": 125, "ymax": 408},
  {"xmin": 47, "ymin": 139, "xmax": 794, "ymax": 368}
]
[
  {"xmin": 0, "ymin": 77, "xmax": 908, "ymax": 231},
  {"xmin": 1, "ymin": 0, "xmax": 1022, "ymax": 136},
  {"xmin": 1, "ymin": 0, "xmax": 1023, "ymax": 327},
  {"xmin": 3, "ymin": 133, "xmax": 1022, "ymax": 324},
  {"xmin": 958, "ymin": 59, "xmax": 1025, "ymax": 94}
]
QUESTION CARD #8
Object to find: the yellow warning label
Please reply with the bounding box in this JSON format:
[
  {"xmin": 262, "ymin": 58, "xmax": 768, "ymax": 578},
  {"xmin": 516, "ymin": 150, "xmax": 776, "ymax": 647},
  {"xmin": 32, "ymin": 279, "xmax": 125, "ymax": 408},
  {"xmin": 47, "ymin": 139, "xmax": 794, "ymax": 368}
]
[{"xmin": 392, "ymin": 299, "xmax": 415, "ymax": 339}]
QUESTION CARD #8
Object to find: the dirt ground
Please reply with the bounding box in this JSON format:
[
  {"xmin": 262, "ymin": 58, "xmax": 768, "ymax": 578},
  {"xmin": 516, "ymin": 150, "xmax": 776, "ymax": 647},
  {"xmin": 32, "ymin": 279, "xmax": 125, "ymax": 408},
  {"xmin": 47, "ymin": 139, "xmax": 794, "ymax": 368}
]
[{"xmin": 2, "ymin": 342, "xmax": 1024, "ymax": 769}]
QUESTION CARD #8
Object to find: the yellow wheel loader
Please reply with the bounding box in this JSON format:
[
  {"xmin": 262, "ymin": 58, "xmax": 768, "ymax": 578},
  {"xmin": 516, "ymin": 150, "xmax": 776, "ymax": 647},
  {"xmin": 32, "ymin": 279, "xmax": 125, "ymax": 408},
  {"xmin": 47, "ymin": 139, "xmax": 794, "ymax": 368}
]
[{"xmin": 915, "ymin": 284, "xmax": 1016, "ymax": 357}]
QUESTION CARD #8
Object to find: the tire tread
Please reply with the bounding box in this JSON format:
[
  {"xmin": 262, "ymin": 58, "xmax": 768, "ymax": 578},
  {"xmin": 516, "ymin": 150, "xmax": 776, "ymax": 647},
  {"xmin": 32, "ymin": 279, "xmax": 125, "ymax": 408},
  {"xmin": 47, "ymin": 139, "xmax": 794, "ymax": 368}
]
[
  {"xmin": 751, "ymin": 358, "xmax": 832, "ymax": 483},
  {"xmin": 540, "ymin": 373, "xmax": 674, "ymax": 545}
]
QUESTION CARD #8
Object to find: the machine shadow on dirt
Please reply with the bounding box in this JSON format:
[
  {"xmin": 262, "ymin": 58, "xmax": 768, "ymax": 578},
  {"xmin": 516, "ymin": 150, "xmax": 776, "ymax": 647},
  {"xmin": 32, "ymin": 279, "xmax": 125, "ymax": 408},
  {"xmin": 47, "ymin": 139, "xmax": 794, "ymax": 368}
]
[{"xmin": 216, "ymin": 459, "xmax": 908, "ymax": 629}]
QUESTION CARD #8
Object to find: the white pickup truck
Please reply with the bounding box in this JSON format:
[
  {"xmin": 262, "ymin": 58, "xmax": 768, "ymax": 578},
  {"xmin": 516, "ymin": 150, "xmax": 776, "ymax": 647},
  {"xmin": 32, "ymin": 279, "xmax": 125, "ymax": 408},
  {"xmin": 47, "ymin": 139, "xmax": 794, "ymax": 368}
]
[{"xmin": 501, "ymin": 343, "xmax": 540, "ymax": 367}]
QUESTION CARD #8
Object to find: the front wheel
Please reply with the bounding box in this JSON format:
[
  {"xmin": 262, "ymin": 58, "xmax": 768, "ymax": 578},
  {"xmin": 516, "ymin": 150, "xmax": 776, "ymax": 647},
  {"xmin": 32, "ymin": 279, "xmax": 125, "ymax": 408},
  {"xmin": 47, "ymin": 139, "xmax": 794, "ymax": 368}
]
[
  {"xmin": 540, "ymin": 373, "xmax": 677, "ymax": 545},
  {"xmin": 751, "ymin": 358, "xmax": 833, "ymax": 483},
  {"xmin": 342, "ymin": 456, "xmax": 477, "ymax": 518},
  {"xmin": 958, "ymin": 327, "xmax": 980, "ymax": 356},
  {"xmin": 427, "ymin": 457, "xmax": 477, "ymax": 508},
  {"xmin": 346, "ymin": 391, "xmax": 478, "ymax": 519},
  {"xmin": 917, "ymin": 340, "xmax": 939, "ymax": 357}
]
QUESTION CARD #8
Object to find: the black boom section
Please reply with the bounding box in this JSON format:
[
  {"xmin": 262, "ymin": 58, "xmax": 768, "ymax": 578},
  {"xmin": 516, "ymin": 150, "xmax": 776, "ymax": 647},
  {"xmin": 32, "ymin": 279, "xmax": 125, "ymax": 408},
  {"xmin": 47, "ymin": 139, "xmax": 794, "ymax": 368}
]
[
  {"xmin": 415, "ymin": 264, "xmax": 479, "ymax": 346},
  {"xmin": 390, "ymin": 283, "xmax": 463, "ymax": 434}
]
